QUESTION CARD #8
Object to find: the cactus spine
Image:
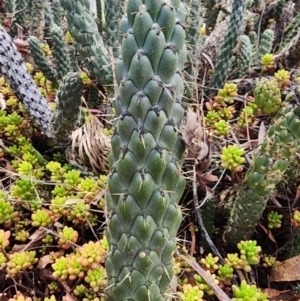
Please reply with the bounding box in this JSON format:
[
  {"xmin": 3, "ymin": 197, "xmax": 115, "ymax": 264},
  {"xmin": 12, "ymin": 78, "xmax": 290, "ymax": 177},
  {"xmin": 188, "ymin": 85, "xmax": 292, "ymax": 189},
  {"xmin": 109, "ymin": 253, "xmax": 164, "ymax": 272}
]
[
  {"xmin": 60, "ymin": 0, "xmax": 112, "ymax": 86},
  {"xmin": 210, "ymin": 0, "xmax": 246, "ymax": 93},
  {"xmin": 105, "ymin": 1, "xmax": 187, "ymax": 300},
  {"xmin": 224, "ymin": 103, "xmax": 300, "ymax": 247}
]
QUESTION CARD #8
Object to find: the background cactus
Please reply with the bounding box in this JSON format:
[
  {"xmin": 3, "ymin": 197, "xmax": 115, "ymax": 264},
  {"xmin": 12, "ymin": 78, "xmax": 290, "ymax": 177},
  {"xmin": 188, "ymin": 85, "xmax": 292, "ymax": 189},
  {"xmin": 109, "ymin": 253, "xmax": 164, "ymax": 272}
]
[
  {"xmin": 224, "ymin": 103, "xmax": 300, "ymax": 246},
  {"xmin": 28, "ymin": 36, "xmax": 58, "ymax": 82},
  {"xmin": 60, "ymin": 0, "xmax": 112, "ymax": 86},
  {"xmin": 50, "ymin": 24, "xmax": 71, "ymax": 79},
  {"xmin": 11, "ymin": 0, "xmax": 28, "ymax": 34},
  {"xmin": 52, "ymin": 0, "xmax": 63, "ymax": 28},
  {"xmin": 235, "ymin": 34, "xmax": 252, "ymax": 78},
  {"xmin": 258, "ymin": 29, "xmax": 274, "ymax": 61},
  {"xmin": 28, "ymin": 0, "xmax": 45, "ymax": 40},
  {"xmin": 209, "ymin": 0, "xmax": 246, "ymax": 93},
  {"xmin": 51, "ymin": 72, "xmax": 83, "ymax": 141},
  {"xmin": 105, "ymin": 1, "xmax": 187, "ymax": 300},
  {"xmin": 104, "ymin": 0, "xmax": 124, "ymax": 58},
  {"xmin": 0, "ymin": 25, "xmax": 53, "ymax": 136}
]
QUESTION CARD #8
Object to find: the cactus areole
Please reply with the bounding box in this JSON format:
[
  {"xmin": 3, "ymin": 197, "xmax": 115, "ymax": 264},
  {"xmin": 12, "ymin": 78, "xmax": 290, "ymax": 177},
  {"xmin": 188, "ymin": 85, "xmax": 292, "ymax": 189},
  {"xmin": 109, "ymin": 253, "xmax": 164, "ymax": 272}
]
[{"xmin": 105, "ymin": 1, "xmax": 187, "ymax": 300}]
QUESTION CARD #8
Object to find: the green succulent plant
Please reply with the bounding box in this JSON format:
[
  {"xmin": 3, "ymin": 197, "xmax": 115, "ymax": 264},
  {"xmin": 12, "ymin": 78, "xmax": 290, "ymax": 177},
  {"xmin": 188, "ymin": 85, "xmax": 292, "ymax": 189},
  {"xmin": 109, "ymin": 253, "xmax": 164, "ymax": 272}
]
[
  {"xmin": 220, "ymin": 145, "xmax": 245, "ymax": 172},
  {"xmin": 254, "ymin": 78, "xmax": 282, "ymax": 114},
  {"xmin": 232, "ymin": 280, "xmax": 268, "ymax": 301},
  {"xmin": 267, "ymin": 211, "xmax": 282, "ymax": 229}
]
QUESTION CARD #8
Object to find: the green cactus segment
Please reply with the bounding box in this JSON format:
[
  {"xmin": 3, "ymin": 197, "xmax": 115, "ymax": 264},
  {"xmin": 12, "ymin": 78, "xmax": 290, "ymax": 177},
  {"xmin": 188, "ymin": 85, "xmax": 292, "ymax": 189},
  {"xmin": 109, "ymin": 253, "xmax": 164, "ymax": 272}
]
[
  {"xmin": 68, "ymin": 46, "xmax": 80, "ymax": 72},
  {"xmin": 29, "ymin": 0, "xmax": 45, "ymax": 41},
  {"xmin": 96, "ymin": 0, "xmax": 104, "ymax": 33},
  {"xmin": 28, "ymin": 36, "xmax": 58, "ymax": 82},
  {"xmin": 209, "ymin": 0, "xmax": 246, "ymax": 93},
  {"xmin": 5, "ymin": 0, "xmax": 15, "ymax": 14},
  {"xmin": 274, "ymin": 0, "xmax": 286, "ymax": 21},
  {"xmin": 105, "ymin": 1, "xmax": 187, "ymax": 300},
  {"xmin": 203, "ymin": 0, "xmax": 219, "ymax": 32},
  {"xmin": 280, "ymin": 11, "xmax": 300, "ymax": 49},
  {"xmin": 224, "ymin": 104, "xmax": 300, "ymax": 247},
  {"xmin": 50, "ymin": 24, "xmax": 71, "ymax": 78},
  {"xmin": 237, "ymin": 35, "xmax": 252, "ymax": 77},
  {"xmin": 12, "ymin": 0, "xmax": 28, "ymax": 33},
  {"xmin": 184, "ymin": 0, "xmax": 202, "ymax": 48},
  {"xmin": 51, "ymin": 0, "xmax": 63, "ymax": 28},
  {"xmin": 89, "ymin": 85, "xmax": 100, "ymax": 108},
  {"xmin": 105, "ymin": 0, "xmax": 124, "ymax": 57},
  {"xmin": 249, "ymin": 31, "xmax": 258, "ymax": 65},
  {"xmin": 51, "ymin": 72, "xmax": 83, "ymax": 141},
  {"xmin": 0, "ymin": 26, "xmax": 53, "ymax": 136},
  {"xmin": 60, "ymin": 0, "xmax": 112, "ymax": 86},
  {"xmin": 258, "ymin": 29, "xmax": 274, "ymax": 61},
  {"xmin": 44, "ymin": 0, "xmax": 53, "ymax": 39},
  {"xmin": 281, "ymin": 13, "xmax": 300, "ymax": 48}
]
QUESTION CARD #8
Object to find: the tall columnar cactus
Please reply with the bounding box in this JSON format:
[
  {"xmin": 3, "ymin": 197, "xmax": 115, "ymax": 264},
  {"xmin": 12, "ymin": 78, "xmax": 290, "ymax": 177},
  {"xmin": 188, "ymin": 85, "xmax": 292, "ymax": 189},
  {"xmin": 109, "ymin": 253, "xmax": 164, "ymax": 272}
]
[
  {"xmin": 28, "ymin": 36, "xmax": 58, "ymax": 82},
  {"xmin": 0, "ymin": 25, "xmax": 53, "ymax": 136},
  {"xmin": 258, "ymin": 29, "xmax": 274, "ymax": 61},
  {"xmin": 224, "ymin": 103, "xmax": 300, "ymax": 247},
  {"xmin": 51, "ymin": 72, "xmax": 83, "ymax": 141},
  {"xmin": 28, "ymin": 0, "xmax": 45, "ymax": 41},
  {"xmin": 50, "ymin": 24, "xmax": 71, "ymax": 79},
  {"xmin": 104, "ymin": 0, "xmax": 124, "ymax": 57},
  {"xmin": 209, "ymin": 0, "xmax": 246, "ymax": 93},
  {"xmin": 60, "ymin": 0, "xmax": 112, "ymax": 86},
  {"xmin": 105, "ymin": 1, "xmax": 187, "ymax": 300},
  {"xmin": 51, "ymin": 0, "xmax": 63, "ymax": 28}
]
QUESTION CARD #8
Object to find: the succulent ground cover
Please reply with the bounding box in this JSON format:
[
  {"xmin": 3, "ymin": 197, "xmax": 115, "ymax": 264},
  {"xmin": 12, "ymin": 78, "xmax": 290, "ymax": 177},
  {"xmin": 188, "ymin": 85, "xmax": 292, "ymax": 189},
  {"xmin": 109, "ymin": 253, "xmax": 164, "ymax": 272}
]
[{"xmin": 1, "ymin": 0, "xmax": 300, "ymax": 301}]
